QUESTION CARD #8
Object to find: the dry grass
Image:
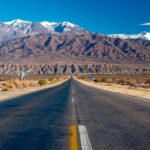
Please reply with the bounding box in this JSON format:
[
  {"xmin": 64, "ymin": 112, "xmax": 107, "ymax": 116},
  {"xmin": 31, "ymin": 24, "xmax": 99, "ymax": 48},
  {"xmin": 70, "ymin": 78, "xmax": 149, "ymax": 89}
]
[
  {"xmin": 115, "ymin": 78, "xmax": 137, "ymax": 86},
  {"xmin": 77, "ymin": 79, "xmax": 150, "ymax": 100},
  {"xmin": 0, "ymin": 77, "xmax": 61, "ymax": 91},
  {"xmin": 77, "ymin": 74, "xmax": 150, "ymax": 88},
  {"xmin": 49, "ymin": 77, "xmax": 54, "ymax": 81},
  {"xmin": 0, "ymin": 79, "xmax": 34, "ymax": 91},
  {"xmin": 2, "ymin": 87, "xmax": 11, "ymax": 91},
  {"xmin": 0, "ymin": 77, "xmax": 69, "ymax": 101},
  {"xmin": 0, "ymin": 75, "xmax": 66, "ymax": 91},
  {"xmin": 78, "ymin": 76, "xmax": 87, "ymax": 80},
  {"xmin": 145, "ymin": 78, "xmax": 150, "ymax": 84}
]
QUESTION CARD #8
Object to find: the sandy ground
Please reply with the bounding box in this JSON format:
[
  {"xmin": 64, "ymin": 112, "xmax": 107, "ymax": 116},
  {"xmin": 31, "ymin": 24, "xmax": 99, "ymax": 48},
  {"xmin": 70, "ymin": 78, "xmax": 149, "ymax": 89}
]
[
  {"xmin": 77, "ymin": 79, "xmax": 150, "ymax": 100},
  {"xmin": 0, "ymin": 78, "xmax": 69, "ymax": 102}
]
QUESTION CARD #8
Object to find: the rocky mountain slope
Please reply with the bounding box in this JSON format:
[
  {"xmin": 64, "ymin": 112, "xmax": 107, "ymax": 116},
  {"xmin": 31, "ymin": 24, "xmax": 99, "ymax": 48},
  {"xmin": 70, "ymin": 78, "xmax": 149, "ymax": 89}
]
[
  {"xmin": 0, "ymin": 19, "xmax": 150, "ymax": 75},
  {"xmin": 0, "ymin": 63, "xmax": 149, "ymax": 75},
  {"xmin": 0, "ymin": 23, "xmax": 27, "ymax": 43},
  {"xmin": 0, "ymin": 33, "xmax": 150, "ymax": 64},
  {"xmin": 1, "ymin": 19, "xmax": 150, "ymax": 44}
]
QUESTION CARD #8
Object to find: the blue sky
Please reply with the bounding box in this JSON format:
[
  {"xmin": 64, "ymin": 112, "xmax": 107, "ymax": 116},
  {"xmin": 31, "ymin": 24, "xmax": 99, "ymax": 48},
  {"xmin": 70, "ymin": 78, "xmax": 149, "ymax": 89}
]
[{"xmin": 0, "ymin": 0, "xmax": 150, "ymax": 34}]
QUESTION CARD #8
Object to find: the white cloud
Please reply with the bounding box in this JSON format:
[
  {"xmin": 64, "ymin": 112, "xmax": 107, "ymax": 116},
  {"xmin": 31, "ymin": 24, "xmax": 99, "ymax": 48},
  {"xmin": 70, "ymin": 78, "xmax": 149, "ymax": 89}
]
[{"xmin": 140, "ymin": 22, "xmax": 150, "ymax": 26}]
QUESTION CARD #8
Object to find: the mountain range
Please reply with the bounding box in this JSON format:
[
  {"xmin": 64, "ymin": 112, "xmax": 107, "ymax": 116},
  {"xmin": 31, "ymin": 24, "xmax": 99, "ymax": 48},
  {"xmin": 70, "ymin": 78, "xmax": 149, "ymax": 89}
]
[
  {"xmin": 108, "ymin": 32, "xmax": 150, "ymax": 41},
  {"xmin": 0, "ymin": 19, "xmax": 150, "ymax": 65},
  {"xmin": 0, "ymin": 19, "xmax": 86, "ymax": 43},
  {"xmin": 1, "ymin": 19, "xmax": 150, "ymax": 43}
]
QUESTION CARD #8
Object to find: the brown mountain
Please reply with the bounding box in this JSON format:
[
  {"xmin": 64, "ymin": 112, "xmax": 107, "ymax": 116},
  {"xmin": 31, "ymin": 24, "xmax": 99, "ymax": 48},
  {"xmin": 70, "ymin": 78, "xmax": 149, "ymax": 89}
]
[{"xmin": 0, "ymin": 33, "xmax": 150, "ymax": 64}]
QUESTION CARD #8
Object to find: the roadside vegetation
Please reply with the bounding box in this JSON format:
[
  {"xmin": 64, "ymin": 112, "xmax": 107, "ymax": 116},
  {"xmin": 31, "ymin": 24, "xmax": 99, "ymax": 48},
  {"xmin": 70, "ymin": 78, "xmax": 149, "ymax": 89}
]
[
  {"xmin": 38, "ymin": 79, "xmax": 48, "ymax": 86},
  {"xmin": 0, "ymin": 79, "xmax": 35, "ymax": 91},
  {"xmin": 0, "ymin": 75, "xmax": 68, "ymax": 91},
  {"xmin": 77, "ymin": 74, "xmax": 150, "ymax": 88}
]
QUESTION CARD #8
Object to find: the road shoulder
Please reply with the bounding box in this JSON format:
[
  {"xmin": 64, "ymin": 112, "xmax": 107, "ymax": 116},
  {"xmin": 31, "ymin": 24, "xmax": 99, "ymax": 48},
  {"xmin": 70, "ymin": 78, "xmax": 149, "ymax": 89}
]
[
  {"xmin": 0, "ymin": 78, "xmax": 69, "ymax": 102},
  {"xmin": 76, "ymin": 78, "xmax": 150, "ymax": 101}
]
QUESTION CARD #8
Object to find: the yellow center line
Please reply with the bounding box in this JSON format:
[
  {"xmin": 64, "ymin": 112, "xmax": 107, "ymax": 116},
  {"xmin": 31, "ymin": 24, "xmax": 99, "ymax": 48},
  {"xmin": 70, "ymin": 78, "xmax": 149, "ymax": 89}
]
[{"xmin": 68, "ymin": 125, "xmax": 78, "ymax": 150}]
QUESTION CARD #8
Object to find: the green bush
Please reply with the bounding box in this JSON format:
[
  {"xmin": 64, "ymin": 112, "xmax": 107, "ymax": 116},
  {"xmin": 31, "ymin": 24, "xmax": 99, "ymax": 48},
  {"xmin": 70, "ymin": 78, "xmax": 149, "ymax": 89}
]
[
  {"xmin": 38, "ymin": 79, "xmax": 47, "ymax": 86},
  {"xmin": 94, "ymin": 77, "xmax": 107, "ymax": 83},
  {"xmin": 49, "ymin": 77, "xmax": 54, "ymax": 81},
  {"xmin": 94, "ymin": 78, "xmax": 100, "ymax": 82}
]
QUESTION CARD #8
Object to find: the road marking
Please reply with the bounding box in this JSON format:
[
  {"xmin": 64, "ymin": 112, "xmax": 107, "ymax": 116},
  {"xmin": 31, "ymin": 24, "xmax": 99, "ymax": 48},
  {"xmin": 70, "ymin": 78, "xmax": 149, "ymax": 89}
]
[
  {"xmin": 72, "ymin": 97, "xmax": 75, "ymax": 103},
  {"xmin": 79, "ymin": 125, "xmax": 92, "ymax": 150},
  {"xmin": 68, "ymin": 125, "xmax": 78, "ymax": 150}
]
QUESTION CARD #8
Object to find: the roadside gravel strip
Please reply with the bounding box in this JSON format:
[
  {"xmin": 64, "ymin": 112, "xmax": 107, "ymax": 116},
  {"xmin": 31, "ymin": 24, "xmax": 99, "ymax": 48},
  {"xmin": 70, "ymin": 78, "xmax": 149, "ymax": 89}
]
[
  {"xmin": 0, "ymin": 79, "xmax": 69, "ymax": 102},
  {"xmin": 76, "ymin": 79, "xmax": 150, "ymax": 101}
]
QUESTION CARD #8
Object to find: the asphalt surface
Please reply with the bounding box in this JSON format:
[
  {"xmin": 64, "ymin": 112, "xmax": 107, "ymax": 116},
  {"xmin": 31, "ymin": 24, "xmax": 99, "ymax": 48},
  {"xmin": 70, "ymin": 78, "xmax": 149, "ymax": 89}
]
[
  {"xmin": 0, "ymin": 80, "xmax": 71, "ymax": 150},
  {"xmin": 0, "ymin": 78, "xmax": 150, "ymax": 150}
]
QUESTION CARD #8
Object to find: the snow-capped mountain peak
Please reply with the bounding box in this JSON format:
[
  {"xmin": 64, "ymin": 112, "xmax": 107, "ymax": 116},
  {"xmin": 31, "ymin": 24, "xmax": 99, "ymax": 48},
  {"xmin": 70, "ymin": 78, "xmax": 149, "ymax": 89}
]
[
  {"xmin": 4, "ymin": 19, "xmax": 32, "ymax": 26},
  {"xmin": 4, "ymin": 19, "xmax": 32, "ymax": 34},
  {"xmin": 0, "ymin": 19, "xmax": 86, "ymax": 43},
  {"xmin": 40, "ymin": 21, "xmax": 80, "ymax": 32},
  {"xmin": 61, "ymin": 21, "xmax": 78, "ymax": 28},
  {"xmin": 40, "ymin": 21, "xmax": 58, "ymax": 32},
  {"xmin": 140, "ymin": 31, "xmax": 150, "ymax": 39},
  {"xmin": 3, "ymin": 19, "xmax": 84, "ymax": 34},
  {"xmin": 108, "ymin": 32, "xmax": 150, "ymax": 40},
  {"xmin": 40, "ymin": 21, "xmax": 57, "ymax": 27}
]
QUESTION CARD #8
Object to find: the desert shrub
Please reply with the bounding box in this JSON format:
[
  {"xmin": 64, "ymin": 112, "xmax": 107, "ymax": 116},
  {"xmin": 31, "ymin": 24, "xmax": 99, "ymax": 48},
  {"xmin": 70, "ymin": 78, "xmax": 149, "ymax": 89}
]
[
  {"xmin": 115, "ymin": 78, "xmax": 126, "ymax": 85},
  {"xmin": 0, "ymin": 78, "xmax": 5, "ymax": 81},
  {"xmin": 2, "ymin": 83, "xmax": 8, "ymax": 86},
  {"xmin": 106, "ymin": 78, "xmax": 113, "ymax": 83},
  {"xmin": 6, "ymin": 84, "xmax": 15, "ymax": 89},
  {"xmin": 145, "ymin": 78, "xmax": 150, "ymax": 84},
  {"xmin": 126, "ymin": 79, "xmax": 137, "ymax": 86},
  {"xmin": 2, "ymin": 87, "xmax": 11, "ymax": 91},
  {"xmin": 94, "ymin": 78, "xmax": 100, "ymax": 82},
  {"xmin": 49, "ymin": 77, "xmax": 54, "ymax": 81},
  {"xmin": 115, "ymin": 77, "xmax": 137, "ymax": 86},
  {"xmin": 94, "ymin": 77, "xmax": 107, "ymax": 83},
  {"xmin": 78, "ymin": 76, "xmax": 87, "ymax": 80},
  {"xmin": 38, "ymin": 79, "xmax": 47, "ymax": 86},
  {"xmin": 29, "ymin": 82, "xmax": 34, "ymax": 87},
  {"xmin": 12, "ymin": 79, "xmax": 23, "ymax": 88},
  {"xmin": 100, "ymin": 77, "xmax": 107, "ymax": 82},
  {"xmin": 22, "ymin": 82, "xmax": 29, "ymax": 88},
  {"xmin": 3, "ymin": 80, "xmax": 35, "ymax": 89},
  {"xmin": 105, "ymin": 83, "xmax": 112, "ymax": 86},
  {"xmin": 140, "ymin": 83, "xmax": 150, "ymax": 88}
]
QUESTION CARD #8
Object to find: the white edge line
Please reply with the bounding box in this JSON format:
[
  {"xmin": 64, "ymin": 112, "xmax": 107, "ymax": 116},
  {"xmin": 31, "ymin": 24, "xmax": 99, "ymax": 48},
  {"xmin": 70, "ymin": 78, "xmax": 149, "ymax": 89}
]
[
  {"xmin": 79, "ymin": 125, "xmax": 92, "ymax": 150},
  {"xmin": 72, "ymin": 97, "xmax": 75, "ymax": 103}
]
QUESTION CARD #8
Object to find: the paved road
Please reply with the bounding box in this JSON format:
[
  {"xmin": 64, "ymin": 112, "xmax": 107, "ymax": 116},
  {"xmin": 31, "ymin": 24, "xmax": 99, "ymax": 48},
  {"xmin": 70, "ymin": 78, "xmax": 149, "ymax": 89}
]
[
  {"xmin": 72, "ymin": 79, "xmax": 150, "ymax": 150},
  {"xmin": 0, "ymin": 80, "xmax": 71, "ymax": 150},
  {"xmin": 0, "ymin": 78, "xmax": 150, "ymax": 150}
]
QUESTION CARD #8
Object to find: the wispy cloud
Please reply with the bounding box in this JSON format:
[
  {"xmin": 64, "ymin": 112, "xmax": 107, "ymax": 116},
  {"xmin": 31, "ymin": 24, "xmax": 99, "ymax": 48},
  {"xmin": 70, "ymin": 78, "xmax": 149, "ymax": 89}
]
[{"xmin": 140, "ymin": 22, "xmax": 150, "ymax": 26}]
